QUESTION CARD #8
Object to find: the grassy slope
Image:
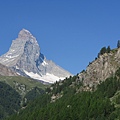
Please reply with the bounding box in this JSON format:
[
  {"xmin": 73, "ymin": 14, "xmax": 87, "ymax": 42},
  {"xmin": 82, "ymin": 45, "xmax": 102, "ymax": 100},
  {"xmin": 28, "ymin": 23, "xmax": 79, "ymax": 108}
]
[{"xmin": 0, "ymin": 76, "xmax": 48, "ymax": 96}]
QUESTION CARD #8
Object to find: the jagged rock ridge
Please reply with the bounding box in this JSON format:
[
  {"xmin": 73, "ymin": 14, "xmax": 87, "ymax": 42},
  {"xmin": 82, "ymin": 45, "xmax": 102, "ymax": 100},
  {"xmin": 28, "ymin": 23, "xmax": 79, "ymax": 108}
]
[
  {"xmin": 0, "ymin": 29, "xmax": 72, "ymax": 83},
  {"xmin": 78, "ymin": 48, "xmax": 120, "ymax": 90}
]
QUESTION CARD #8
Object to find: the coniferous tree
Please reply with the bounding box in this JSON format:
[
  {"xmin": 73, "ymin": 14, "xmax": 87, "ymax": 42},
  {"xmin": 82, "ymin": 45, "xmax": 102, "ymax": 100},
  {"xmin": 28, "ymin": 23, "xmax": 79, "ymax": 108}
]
[
  {"xmin": 107, "ymin": 46, "xmax": 111, "ymax": 53},
  {"xmin": 98, "ymin": 47, "xmax": 107, "ymax": 57},
  {"xmin": 117, "ymin": 40, "xmax": 120, "ymax": 48}
]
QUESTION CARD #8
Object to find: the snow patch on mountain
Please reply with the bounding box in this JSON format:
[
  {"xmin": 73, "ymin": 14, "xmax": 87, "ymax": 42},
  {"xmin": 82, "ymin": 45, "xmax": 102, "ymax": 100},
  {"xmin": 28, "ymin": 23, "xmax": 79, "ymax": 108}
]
[
  {"xmin": 42, "ymin": 61, "xmax": 48, "ymax": 66},
  {"xmin": 24, "ymin": 70, "xmax": 64, "ymax": 83},
  {"xmin": 6, "ymin": 55, "xmax": 19, "ymax": 58}
]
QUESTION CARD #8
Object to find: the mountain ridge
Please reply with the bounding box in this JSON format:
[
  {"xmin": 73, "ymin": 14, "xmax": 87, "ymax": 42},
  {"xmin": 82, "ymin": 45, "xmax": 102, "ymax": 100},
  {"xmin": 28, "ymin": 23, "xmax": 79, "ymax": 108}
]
[
  {"xmin": 78, "ymin": 47, "xmax": 120, "ymax": 90},
  {"xmin": 0, "ymin": 29, "xmax": 72, "ymax": 83}
]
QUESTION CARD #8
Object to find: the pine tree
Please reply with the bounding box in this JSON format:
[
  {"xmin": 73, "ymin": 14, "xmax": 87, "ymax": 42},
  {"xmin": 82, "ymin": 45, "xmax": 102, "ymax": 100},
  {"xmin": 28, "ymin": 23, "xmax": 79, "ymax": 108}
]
[
  {"xmin": 99, "ymin": 47, "xmax": 107, "ymax": 55},
  {"xmin": 107, "ymin": 46, "xmax": 111, "ymax": 53},
  {"xmin": 117, "ymin": 40, "xmax": 120, "ymax": 48}
]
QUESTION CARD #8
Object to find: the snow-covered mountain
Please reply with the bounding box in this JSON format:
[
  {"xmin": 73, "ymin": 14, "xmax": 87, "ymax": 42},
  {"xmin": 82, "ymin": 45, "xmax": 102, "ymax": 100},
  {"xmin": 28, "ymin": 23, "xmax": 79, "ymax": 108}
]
[{"xmin": 0, "ymin": 29, "xmax": 72, "ymax": 83}]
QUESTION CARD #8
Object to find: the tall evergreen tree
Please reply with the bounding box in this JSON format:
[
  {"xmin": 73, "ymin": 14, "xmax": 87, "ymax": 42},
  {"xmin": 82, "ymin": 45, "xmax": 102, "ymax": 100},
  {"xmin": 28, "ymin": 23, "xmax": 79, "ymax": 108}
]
[
  {"xmin": 107, "ymin": 46, "xmax": 111, "ymax": 53},
  {"xmin": 99, "ymin": 47, "xmax": 107, "ymax": 56},
  {"xmin": 117, "ymin": 40, "xmax": 120, "ymax": 48}
]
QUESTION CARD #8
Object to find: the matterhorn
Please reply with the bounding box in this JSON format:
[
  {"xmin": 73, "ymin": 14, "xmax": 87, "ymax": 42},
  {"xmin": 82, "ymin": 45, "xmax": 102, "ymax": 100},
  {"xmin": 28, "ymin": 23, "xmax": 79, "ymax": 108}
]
[{"xmin": 0, "ymin": 29, "xmax": 72, "ymax": 83}]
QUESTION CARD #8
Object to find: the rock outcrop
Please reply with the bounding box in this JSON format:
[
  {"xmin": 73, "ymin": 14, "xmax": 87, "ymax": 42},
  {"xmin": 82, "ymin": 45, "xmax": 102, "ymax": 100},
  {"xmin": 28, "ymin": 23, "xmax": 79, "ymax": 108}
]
[
  {"xmin": 0, "ymin": 63, "xmax": 17, "ymax": 76},
  {"xmin": 78, "ymin": 48, "xmax": 120, "ymax": 89}
]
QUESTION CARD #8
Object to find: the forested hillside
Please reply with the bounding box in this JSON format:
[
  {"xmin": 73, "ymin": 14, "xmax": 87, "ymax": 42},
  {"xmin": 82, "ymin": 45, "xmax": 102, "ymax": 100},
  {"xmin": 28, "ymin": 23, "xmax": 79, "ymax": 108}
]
[
  {"xmin": 7, "ymin": 68, "xmax": 120, "ymax": 120},
  {"xmin": 0, "ymin": 76, "xmax": 47, "ymax": 120},
  {"xmin": 0, "ymin": 81, "xmax": 21, "ymax": 120},
  {"xmin": 2, "ymin": 45, "xmax": 120, "ymax": 120}
]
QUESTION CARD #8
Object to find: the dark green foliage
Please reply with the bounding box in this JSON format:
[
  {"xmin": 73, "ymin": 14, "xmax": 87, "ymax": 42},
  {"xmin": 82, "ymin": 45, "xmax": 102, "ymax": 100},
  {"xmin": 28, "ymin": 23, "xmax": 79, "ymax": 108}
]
[
  {"xmin": 115, "ymin": 94, "xmax": 120, "ymax": 104},
  {"xmin": 117, "ymin": 40, "xmax": 120, "ymax": 48},
  {"xmin": 47, "ymin": 75, "xmax": 80, "ymax": 96},
  {"xmin": 7, "ymin": 68, "xmax": 120, "ymax": 120},
  {"xmin": 0, "ymin": 74, "xmax": 49, "ymax": 120},
  {"xmin": 7, "ymin": 94, "xmax": 51, "ymax": 120},
  {"xmin": 96, "ymin": 77, "xmax": 120, "ymax": 98},
  {"xmin": 98, "ymin": 46, "xmax": 111, "ymax": 57},
  {"xmin": 0, "ymin": 81, "xmax": 21, "ymax": 119},
  {"xmin": 99, "ymin": 46, "xmax": 107, "ymax": 55},
  {"xmin": 115, "ymin": 67, "xmax": 120, "ymax": 76},
  {"xmin": 25, "ymin": 87, "xmax": 45, "ymax": 102},
  {"xmin": 107, "ymin": 46, "xmax": 111, "ymax": 53}
]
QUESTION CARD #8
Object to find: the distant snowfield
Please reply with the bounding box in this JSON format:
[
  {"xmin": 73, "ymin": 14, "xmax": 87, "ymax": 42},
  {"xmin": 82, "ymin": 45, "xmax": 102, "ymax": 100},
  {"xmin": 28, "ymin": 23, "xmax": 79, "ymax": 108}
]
[{"xmin": 24, "ymin": 70, "xmax": 65, "ymax": 83}]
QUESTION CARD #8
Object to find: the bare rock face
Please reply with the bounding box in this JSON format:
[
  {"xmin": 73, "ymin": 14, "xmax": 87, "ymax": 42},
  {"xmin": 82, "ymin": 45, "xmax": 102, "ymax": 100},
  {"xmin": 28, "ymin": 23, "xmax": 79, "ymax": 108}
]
[
  {"xmin": 0, "ymin": 63, "xmax": 17, "ymax": 76},
  {"xmin": 78, "ymin": 48, "xmax": 120, "ymax": 90},
  {"xmin": 0, "ymin": 29, "xmax": 72, "ymax": 83}
]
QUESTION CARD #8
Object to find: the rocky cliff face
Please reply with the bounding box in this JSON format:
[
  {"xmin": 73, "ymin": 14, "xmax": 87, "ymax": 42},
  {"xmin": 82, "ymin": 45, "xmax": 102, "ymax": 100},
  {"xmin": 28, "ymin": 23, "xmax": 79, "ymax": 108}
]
[
  {"xmin": 0, "ymin": 63, "xmax": 17, "ymax": 76},
  {"xmin": 78, "ymin": 48, "xmax": 120, "ymax": 90},
  {"xmin": 0, "ymin": 29, "xmax": 72, "ymax": 83}
]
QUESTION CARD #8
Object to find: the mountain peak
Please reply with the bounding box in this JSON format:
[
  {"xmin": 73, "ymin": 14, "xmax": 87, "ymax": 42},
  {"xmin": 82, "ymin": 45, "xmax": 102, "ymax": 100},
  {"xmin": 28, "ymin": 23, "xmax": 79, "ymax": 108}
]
[
  {"xmin": 18, "ymin": 29, "xmax": 34, "ymax": 39},
  {"xmin": 0, "ymin": 29, "xmax": 72, "ymax": 83}
]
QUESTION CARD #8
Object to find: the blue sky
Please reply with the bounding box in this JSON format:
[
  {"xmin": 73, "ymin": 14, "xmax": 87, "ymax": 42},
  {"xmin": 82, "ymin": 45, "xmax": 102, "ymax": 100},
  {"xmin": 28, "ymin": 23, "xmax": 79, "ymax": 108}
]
[{"xmin": 0, "ymin": 0, "xmax": 120, "ymax": 74}]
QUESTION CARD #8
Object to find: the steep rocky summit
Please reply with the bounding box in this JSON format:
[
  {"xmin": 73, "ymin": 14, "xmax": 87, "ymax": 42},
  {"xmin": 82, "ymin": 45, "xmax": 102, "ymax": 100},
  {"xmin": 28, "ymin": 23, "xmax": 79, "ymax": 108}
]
[{"xmin": 0, "ymin": 29, "xmax": 72, "ymax": 83}]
